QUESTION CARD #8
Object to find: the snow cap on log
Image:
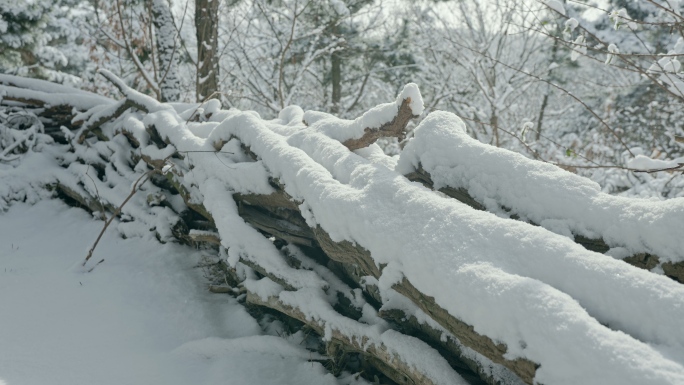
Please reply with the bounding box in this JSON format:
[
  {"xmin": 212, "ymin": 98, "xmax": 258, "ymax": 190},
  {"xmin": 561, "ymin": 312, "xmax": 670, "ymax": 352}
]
[
  {"xmin": 398, "ymin": 111, "xmax": 684, "ymax": 267},
  {"xmin": 303, "ymin": 83, "xmax": 424, "ymax": 151}
]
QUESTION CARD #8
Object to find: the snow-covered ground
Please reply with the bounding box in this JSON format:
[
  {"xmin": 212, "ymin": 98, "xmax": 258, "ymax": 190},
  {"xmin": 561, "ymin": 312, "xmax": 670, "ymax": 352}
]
[{"xmin": 0, "ymin": 200, "xmax": 344, "ymax": 385}]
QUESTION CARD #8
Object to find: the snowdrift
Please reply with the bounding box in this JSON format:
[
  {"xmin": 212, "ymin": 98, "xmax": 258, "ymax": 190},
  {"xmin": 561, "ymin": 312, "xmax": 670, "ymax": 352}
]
[{"xmin": 2, "ymin": 72, "xmax": 684, "ymax": 385}]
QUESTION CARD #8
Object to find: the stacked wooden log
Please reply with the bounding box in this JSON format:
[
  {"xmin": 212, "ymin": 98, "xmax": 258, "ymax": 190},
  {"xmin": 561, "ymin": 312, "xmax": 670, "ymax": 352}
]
[{"xmin": 2, "ymin": 72, "xmax": 684, "ymax": 385}]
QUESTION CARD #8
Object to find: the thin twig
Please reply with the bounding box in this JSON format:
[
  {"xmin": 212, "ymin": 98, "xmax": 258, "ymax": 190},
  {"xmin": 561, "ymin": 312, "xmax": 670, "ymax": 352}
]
[
  {"xmin": 444, "ymin": 36, "xmax": 636, "ymax": 157},
  {"xmin": 83, "ymin": 168, "xmax": 157, "ymax": 268},
  {"xmin": 458, "ymin": 114, "xmax": 683, "ymax": 174},
  {"xmin": 85, "ymin": 165, "xmax": 107, "ymax": 218},
  {"xmin": 178, "ymin": 150, "xmax": 234, "ymax": 154}
]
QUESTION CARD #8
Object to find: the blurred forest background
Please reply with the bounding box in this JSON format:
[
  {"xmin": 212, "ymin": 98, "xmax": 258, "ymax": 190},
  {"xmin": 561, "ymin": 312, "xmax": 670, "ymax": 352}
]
[{"xmin": 2, "ymin": 0, "xmax": 683, "ymax": 198}]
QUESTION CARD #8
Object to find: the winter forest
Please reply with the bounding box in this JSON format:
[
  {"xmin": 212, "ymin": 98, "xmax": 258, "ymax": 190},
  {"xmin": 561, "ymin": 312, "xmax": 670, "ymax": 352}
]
[{"xmin": 1, "ymin": 0, "xmax": 684, "ymax": 384}]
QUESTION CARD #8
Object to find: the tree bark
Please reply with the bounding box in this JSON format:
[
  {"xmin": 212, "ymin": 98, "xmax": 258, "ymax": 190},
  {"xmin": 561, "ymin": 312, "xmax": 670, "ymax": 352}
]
[
  {"xmin": 195, "ymin": 0, "xmax": 220, "ymax": 101},
  {"xmin": 331, "ymin": 51, "xmax": 342, "ymax": 114},
  {"xmin": 150, "ymin": 0, "xmax": 181, "ymax": 102}
]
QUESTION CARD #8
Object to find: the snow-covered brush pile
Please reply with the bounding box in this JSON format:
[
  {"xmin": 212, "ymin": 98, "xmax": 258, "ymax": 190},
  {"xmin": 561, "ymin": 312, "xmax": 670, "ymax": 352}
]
[{"xmin": 2, "ymin": 72, "xmax": 684, "ymax": 385}]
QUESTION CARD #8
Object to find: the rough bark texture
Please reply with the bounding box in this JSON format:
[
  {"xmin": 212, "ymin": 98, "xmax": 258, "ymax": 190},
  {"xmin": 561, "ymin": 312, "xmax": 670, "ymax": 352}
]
[
  {"xmin": 195, "ymin": 0, "xmax": 220, "ymax": 101},
  {"xmin": 150, "ymin": 0, "xmax": 181, "ymax": 102},
  {"xmin": 342, "ymin": 97, "xmax": 418, "ymax": 151},
  {"xmin": 379, "ymin": 308, "xmax": 502, "ymax": 385},
  {"xmin": 392, "ymin": 278, "xmax": 537, "ymax": 385},
  {"xmin": 247, "ymin": 291, "xmax": 448, "ymax": 385},
  {"xmin": 331, "ymin": 39, "xmax": 342, "ymax": 114}
]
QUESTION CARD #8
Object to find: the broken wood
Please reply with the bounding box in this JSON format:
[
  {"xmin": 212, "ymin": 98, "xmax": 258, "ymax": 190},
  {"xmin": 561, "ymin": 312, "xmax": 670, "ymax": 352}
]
[
  {"xmin": 189, "ymin": 230, "xmax": 221, "ymax": 245},
  {"xmin": 342, "ymin": 97, "xmax": 418, "ymax": 151}
]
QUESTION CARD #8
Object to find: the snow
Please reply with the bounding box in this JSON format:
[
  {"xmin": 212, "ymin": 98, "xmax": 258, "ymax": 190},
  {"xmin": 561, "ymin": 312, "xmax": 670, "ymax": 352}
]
[
  {"xmin": 380, "ymin": 289, "xmax": 526, "ymax": 385},
  {"xmin": 606, "ymin": 43, "xmax": 619, "ymax": 64},
  {"xmin": 396, "ymin": 82, "xmax": 424, "ymax": 116},
  {"xmin": 627, "ymin": 154, "xmax": 684, "ymax": 171},
  {"xmin": 284, "ymin": 244, "xmax": 369, "ymax": 310},
  {"xmin": 354, "ymin": 144, "xmax": 398, "ymax": 171},
  {"xmin": 610, "ymin": 8, "xmax": 638, "ymax": 30},
  {"xmin": 0, "ymin": 199, "xmax": 343, "ymax": 385},
  {"xmin": 150, "ymin": 0, "xmax": 181, "ymax": 102},
  {"xmin": 570, "ymin": 35, "xmax": 587, "ymax": 61},
  {"xmin": 329, "ymin": 0, "xmax": 351, "ymax": 17},
  {"xmin": 645, "ymin": 38, "xmax": 684, "ymax": 98},
  {"xmin": 380, "ymin": 330, "xmax": 468, "ymax": 385},
  {"xmin": 98, "ymin": 69, "xmax": 169, "ymax": 113},
  {"xmin": 398, "ymin": 111, "xmax": 684, "ymax": 265},
  {"xmin": 564, "ymin": 18, "xmax": 579, "ymax": 33},
  {"xmin": 171, "ymin": 336, "xmax": 338, "ymax": 385},
  {"xmin": 675, "ymin": 38, "xmax": 684, "ymax": 54},
  {"xmin": 545, "ymin": 0, "xmax": 565, "ymax": 15},
  {"xmin": 141, "ymin": 142, "xmax": 176, "ymax": 161}
]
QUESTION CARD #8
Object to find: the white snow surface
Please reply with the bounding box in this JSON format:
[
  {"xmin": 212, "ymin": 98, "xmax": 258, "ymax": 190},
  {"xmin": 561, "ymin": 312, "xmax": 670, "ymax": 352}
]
[
  {"xmin": 627, "ymin": 154, "xmax": 684, "ymax": 171},
  {"xmin": 564, "ymin": 18, "xmax": 579, "ymax": 32},
  {"xmin": 0, "ymin": 200, "xmax": 343, "ymax": 385},
  {"xmin": 398, "ymin": 111, "xmax": 684, "ymax": 264},
  {"xmin": 545, "ymin": 0, "xmax": 566, "ymax": 15}
]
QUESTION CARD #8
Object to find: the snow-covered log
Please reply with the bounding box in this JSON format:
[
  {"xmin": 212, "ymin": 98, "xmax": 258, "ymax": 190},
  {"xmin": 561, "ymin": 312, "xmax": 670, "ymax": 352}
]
[
  {"xmin": 3, "ymin": 73, "xmax": 684, "ymax": 385},
  {"xmin": 302, "ymin": 84, "xmax": 423, "ymax": 151},
  {"xmin": 399, "ymin": 113, "xmax": 684, "ymax": 283},
  {"xmin": 246, "ymin": 281, "xmax": 470, "ymax": 385}
]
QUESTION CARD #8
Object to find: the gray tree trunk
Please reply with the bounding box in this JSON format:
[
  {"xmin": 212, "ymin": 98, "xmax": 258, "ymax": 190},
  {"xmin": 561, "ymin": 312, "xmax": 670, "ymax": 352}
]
[
  {"xmin": 150, "ymin": 0, "xmax": 181, "ymax": 102},
  {"xmin": 195, "ymin": 0, "xmax": 220, "ymax": 101},
  {"xmin": 331, "ymin": 52, "xmax": 342, "ymax": 113}
]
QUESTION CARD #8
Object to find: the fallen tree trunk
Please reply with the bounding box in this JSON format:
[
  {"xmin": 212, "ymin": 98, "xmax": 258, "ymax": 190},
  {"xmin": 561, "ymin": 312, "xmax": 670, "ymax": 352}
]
[
  {"xmin": 228, "ymin": 186, "xmax": 538, "ymax": 383},
  {"xmin": 405, "ymin": 166, "xmax": 684, "ymax": 283}
]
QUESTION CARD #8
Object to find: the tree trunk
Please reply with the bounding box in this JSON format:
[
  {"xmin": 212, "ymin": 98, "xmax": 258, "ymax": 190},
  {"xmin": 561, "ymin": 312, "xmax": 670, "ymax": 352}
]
[
  {"xmin": 150, "ymin": 0, "xmax": 181, "ymax": 102},
  {"xmin": 331, "ymin": 51, "xmax": 342, "ymax": 114},
  {"xmin": 490, "ymin": 112, "xmax": 499, "ymax": 147},
  {"xmin": 195, "ymin": 0, "xmax": 220, "ymax": 102},
  {"xmin": 536, "ymin": 31, "xmax": 559, "ymax": 141},
  {"xmin": 330, "ymin": 21, "xmax": 342, "ymax": 114}
]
